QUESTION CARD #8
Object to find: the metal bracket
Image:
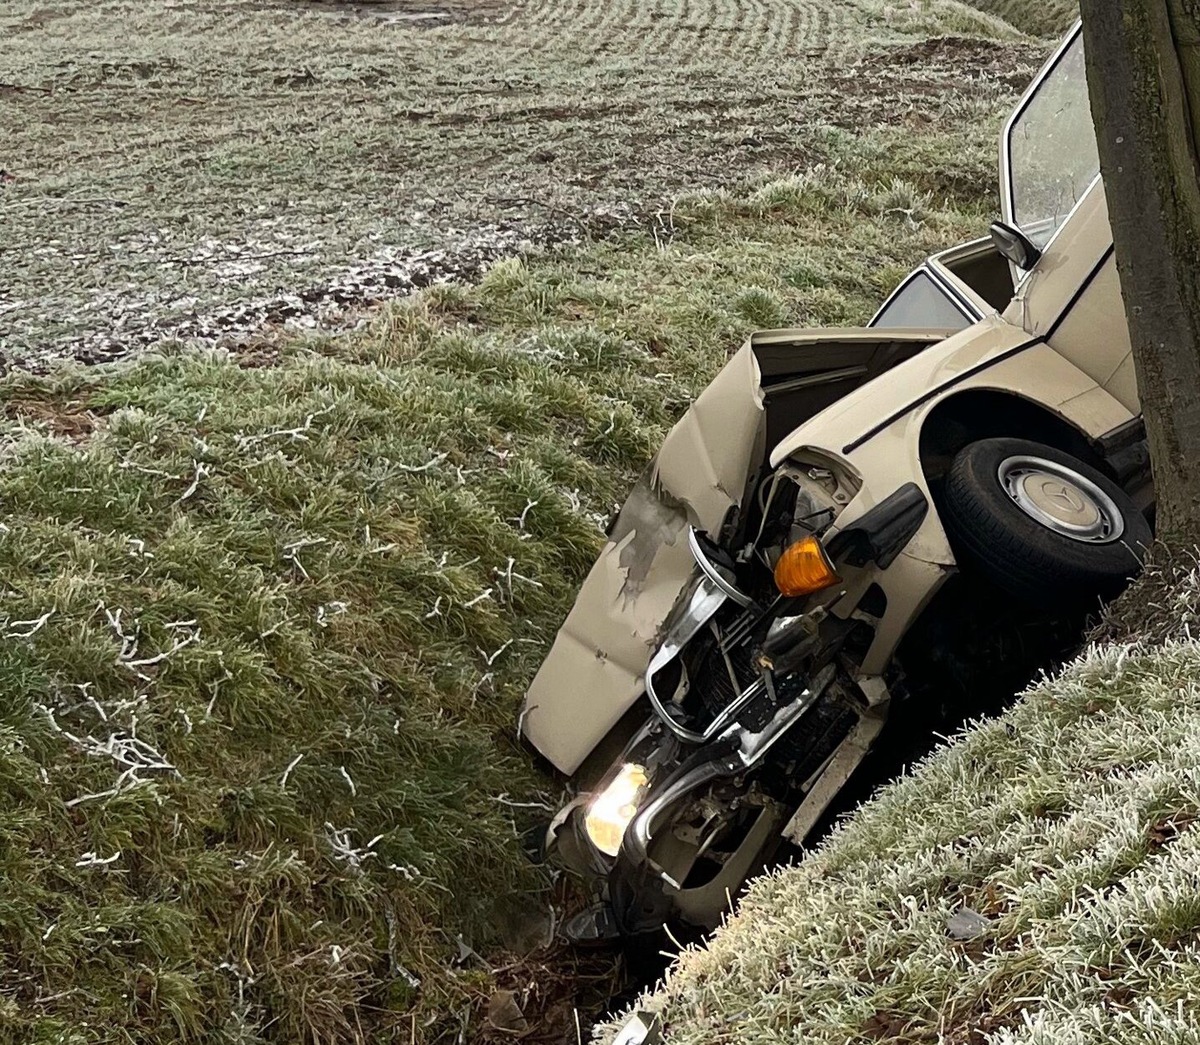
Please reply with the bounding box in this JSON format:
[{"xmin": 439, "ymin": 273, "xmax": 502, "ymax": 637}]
[{"xmin": 781, "ymin": 708, "xmax": 887, "ymax": 845}]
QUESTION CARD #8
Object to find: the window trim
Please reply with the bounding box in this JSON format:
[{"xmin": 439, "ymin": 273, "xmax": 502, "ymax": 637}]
[{"xmin": 926, "ymin": 235, "xmax": 1007, "ymax": 316}]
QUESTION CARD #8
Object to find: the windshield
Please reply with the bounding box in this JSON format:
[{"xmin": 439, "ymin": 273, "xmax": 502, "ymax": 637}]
[{"xmin": 1006, "ymin": 28, "xmax": 1099, "ymax": 248}]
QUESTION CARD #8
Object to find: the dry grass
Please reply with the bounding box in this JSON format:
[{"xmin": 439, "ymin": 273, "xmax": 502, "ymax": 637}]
[{"xmin": 966, "ymin": 0, "xmax": 1077, "ymax": 37}]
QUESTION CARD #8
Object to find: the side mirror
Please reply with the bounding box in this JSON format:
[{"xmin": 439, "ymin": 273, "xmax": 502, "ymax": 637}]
[{"xmin": 989, "ymin": 220, "xmax": 1042, "ymax": 270}]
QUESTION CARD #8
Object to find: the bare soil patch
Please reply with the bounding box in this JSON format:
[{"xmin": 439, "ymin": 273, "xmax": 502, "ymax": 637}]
[{"xmin": 1, "ymin": 394, "xmax": 104, "ymax": 441}]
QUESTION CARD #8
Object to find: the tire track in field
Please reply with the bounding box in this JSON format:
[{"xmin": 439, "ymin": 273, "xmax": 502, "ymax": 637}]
[
  {"xmin": 637, "ymin": 0, "xmax": 684, "ymax": 60},
  {"xmin": 510, "ymin": 0, "xmax": 868, "ymax": 64}
]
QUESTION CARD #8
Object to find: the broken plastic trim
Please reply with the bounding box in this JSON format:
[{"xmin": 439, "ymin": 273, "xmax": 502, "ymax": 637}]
[
  {"xmin": 646, "ymin": 659, "xmax": 766, "ymax": 744},
  {"xmin": 825, "ymin": 482, "xmax": 928, "ymax": 569},
  {"xmin": 621, "ymin": 739, "xmax": 743, "ymax": 872}
]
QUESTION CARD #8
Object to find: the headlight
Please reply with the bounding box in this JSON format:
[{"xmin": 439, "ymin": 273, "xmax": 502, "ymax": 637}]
[
  {"xmin": 584, "ymin": 762, "xmax": 650, "ymax": 857},
  {"xmin": 774, "ymin": 534, "xmax": 841, "ymax": 597}
]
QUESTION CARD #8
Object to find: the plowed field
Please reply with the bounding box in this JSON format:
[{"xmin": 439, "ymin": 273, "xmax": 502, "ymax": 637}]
[{"xmin": 1, "ymin": 0, "xmax": 1065, "ymax": 365}]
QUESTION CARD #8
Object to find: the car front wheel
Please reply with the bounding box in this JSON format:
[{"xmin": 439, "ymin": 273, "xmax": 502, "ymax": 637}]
[{"xmin": 941, "ymin": 437, "xmax": 1152, "ymax": 604}]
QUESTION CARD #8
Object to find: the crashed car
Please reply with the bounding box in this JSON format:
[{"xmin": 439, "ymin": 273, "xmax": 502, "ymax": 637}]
[{"xmin": 520, "ymin": 21, "xmax": 1153, "ymax": 942}]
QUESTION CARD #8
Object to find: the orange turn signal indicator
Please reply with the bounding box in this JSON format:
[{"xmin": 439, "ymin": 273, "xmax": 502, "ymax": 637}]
[{"xmin": 773, "ymin": 535, "xmax": 841, "ymax": 597}]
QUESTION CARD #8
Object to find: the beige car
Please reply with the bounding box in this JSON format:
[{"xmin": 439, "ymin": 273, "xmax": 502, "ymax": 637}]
[{"xmin": 521, "ymin": 22, "xmax": 1152, "ymax": 942}]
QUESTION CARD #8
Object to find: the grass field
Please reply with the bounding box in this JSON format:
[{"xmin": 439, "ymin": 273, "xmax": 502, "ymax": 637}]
[
  {"xmin": 1, "ymin": 0, "xmax": 1061, "ymax": 367},
  {"xmin": 0, "ymin": 155, "xmax": 1010, "ymax": 1044},
  {"xmin": 0, "ymin": 1, "xmax": 1078, "ymax": 1041}
]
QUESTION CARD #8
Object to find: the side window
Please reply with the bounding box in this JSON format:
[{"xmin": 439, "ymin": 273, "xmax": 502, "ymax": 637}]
[
  {"xmin": 870, "ymin": 271, "xmax": 973, "ymax": 331},
  {"xmin": 1004, "ymin": 28, "xmax": 1098, "ymax": 250}
]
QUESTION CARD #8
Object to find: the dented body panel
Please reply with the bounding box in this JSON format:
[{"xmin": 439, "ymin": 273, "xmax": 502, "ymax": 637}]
[{"xmin": 522, "ymin": 342, "xmax": 762, "ymax": 775}]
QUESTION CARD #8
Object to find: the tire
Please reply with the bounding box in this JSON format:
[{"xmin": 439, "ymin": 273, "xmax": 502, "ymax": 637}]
[{"xmin": 941, "ymin": 437, "xmax": 1152, "ymax": 604}]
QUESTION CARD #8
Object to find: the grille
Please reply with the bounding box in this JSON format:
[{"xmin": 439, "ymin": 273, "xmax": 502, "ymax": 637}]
[
  {"xmin": 691, "ymin": 640, "xmax": 759, "ymax": 721},
  {"xmin": 682, "ymin": 606, "xmax": 856, "ymax": 768}
]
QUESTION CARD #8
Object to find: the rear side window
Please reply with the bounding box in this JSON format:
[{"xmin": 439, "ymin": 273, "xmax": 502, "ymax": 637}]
[{"xmin": 871, "ymin": 271, "xmax": 972, "ymax": 330}]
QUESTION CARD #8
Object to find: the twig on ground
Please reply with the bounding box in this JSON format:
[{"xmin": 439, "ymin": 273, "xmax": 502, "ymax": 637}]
[
  {"xmin": 279, "ymin": 753, "xmax": 304, "ymax": 789},
  {"xmin": 484, "ymin": 194, "xmax": 576, "ymax": 219},
  {"xmin": 514, "ymin": 499, "xmax": 539, "ymax": 529},
  {"xmin": 175, "ymin": 460, "xmax": 209, "ymax": 503},
  {"xmin": 463, "ymin": 588, "xmax": 493, "ymax": 609},
  {"xmin": 283, "ymin": 536, "xmax": 328, "ymax": 580},
  {"xmin": 493, "ymin": 793, "xmax": 556, "ymax": 812},
  {"xmin": 122, "ymin": 629, "xmax": 200, "ymax": 670},
  {"xmin": 8, "ymin": 610, "xmax": 54, "ymax": 637},
  {"xmin": 325, "ymin": 823, "xmax": 379, "ymax": 870},
  {"xmin": 235, "ymin": 405, "xmax": 334, "ymax": 450},
  {"xmin": 479, "ymin": 639, "xmax": 513, "ymax": 667},
  {"xmin": 102, "ymin": 604, "xmax": 139, "ymax": 661},
  {"xmin": 396, "ymin": 452, "xmax": 448, "ymax": 474},
  {"xmin": 75, "ymin": 850, "xmax": 122, "ymax": 868},
  {"xmin": 205, "ymin": 669, "xmax": 233, "ymax": 720}
]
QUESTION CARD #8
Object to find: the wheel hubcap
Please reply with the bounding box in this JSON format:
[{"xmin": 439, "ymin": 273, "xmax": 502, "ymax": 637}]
[{"xmin": 996, "ymin": 455, "xmax": 1124, "ymax": 543}]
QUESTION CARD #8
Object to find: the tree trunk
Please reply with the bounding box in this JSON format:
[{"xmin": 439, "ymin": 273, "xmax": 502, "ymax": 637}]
[{"xmin": 1078, "ymin": 0, "xmax": 1200, "ymax": 544}]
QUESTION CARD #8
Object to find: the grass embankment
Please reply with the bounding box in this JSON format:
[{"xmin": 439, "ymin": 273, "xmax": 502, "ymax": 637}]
[
  {"xmin": 0, "ymin": 125, "xmax": 1000, "ymax": 1043},
  {"xmin": 966, "ymin": 0, "xmax": 1077, "ymax": 38},
  {"xmin": 604, "ymin": 572, "xmax": 1200, "ymax": 1045}
]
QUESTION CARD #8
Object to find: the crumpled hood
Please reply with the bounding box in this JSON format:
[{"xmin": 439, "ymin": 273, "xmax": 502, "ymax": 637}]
[{"xmin": 521, "ymin": 344, "xmax": 765, "ymax": 774}]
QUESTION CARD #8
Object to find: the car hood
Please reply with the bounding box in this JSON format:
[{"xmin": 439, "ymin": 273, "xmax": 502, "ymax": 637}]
[{"xmin": 521, "ymin": 344, "xmax": 765, "ymax": 774}]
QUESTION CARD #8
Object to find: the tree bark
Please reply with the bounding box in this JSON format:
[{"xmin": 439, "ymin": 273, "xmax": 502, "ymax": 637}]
[{"xmin": 1079, "ymin": 0, "xmax": 1200, "ymax": 543}]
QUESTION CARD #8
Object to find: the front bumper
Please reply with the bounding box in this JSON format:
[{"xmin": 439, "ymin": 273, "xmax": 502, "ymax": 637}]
[
  {"xmin": 549, "ymin": 721, "xmax": 788, "ymax": 939},
  {"xmin": 547, "ymin": 531, "xmax": 836, "ymax": 938}
]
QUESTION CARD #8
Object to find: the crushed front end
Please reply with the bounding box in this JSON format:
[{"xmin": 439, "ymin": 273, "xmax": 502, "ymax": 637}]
[
  {"xmin": 518, "ymin": 329, "xmax": 950, "ymax": 942},
  {"xmin": 542, "ymin": 459, "xmax": 922, "ymax": 941}
]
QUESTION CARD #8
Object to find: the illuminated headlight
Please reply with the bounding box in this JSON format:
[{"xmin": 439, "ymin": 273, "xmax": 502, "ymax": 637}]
[{"xmin": 583, "ymin": 763, "xmax": 650, "ymax": 857}]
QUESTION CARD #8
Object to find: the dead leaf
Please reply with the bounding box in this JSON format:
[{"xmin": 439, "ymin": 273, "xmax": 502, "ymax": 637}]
[{"xmin": 487, "ymin": 990, "xmax": 528, "ymax": 1035}]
